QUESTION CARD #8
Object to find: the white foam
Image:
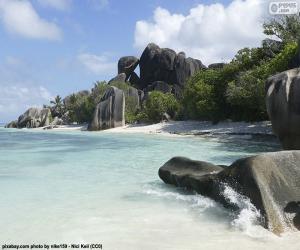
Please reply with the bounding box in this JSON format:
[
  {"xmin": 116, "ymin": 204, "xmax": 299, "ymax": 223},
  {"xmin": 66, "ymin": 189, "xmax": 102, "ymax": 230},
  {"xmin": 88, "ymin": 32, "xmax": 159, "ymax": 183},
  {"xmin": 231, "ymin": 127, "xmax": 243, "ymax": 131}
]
[
  {"xmin": 222, "ymin": 184, "xmax": 273, "ymax": 238},
  {"xmin": 143, "ymin": 187, "xmax": 216, "ymax": 211}
]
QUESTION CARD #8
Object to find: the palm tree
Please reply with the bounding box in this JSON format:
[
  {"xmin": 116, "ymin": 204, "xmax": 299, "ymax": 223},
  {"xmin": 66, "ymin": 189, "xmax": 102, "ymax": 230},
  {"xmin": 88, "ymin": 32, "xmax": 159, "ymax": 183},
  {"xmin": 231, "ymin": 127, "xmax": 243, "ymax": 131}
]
[
  {"xmin": 50, "ymin": 95, "xmax": 62, "ymax": 106},
  {"xmin": 50, "ymin": 95, "xmax": 64, "ymax": 117}
]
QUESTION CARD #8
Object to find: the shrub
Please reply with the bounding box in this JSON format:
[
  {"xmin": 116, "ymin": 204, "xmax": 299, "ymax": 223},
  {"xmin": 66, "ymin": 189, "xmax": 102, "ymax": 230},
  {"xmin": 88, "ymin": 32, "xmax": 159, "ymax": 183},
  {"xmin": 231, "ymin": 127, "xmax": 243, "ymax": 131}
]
[
  {"xmin": 68, "ymin": 94, "xmax": 95, "ymax": 123},
  {"xmin": 182, "ymin": 76, "xmax": 217, "ymax": 121},
  {"xmin": 142, "ymin": 91, "xmax": 179, "ymax": 123},
  {"xmin": 226, "ymin": 42, "xmax": 298, "ymax": 121}
]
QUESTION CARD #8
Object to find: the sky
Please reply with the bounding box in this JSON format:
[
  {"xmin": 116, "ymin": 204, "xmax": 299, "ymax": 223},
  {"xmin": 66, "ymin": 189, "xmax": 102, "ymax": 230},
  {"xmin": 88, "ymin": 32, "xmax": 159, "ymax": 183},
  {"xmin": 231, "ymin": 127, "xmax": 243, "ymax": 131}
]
[{"xmin": 0, "ymin": 0, "xmax": 281, "ymax": 122}]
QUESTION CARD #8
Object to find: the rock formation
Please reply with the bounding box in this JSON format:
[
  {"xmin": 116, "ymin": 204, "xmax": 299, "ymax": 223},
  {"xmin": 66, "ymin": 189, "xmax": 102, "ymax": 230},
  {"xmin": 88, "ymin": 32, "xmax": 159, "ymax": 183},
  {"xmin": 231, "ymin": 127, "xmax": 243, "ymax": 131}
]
[
  {"xmin": 108, "ymin": 73, "xmax": 127, "ymax": 84},
  {"xmin": 266, "ymin": 68, "xmax": 300, "ymax": 149},
  {"xmin": 118, "ymin": 56, "xmax": 139, "ymax": 81},
  {"xmin": 159, "ymin": 152, "xmax": 300, "ymax": 234},
  {"xmin": 5, "ymin": 120, "xmax": 18, "ymax": 128},
  {"xmin": 88, "ymin": 86, "xmax": 125, "ymax": 131},
  {"xmin": 14, "ymin": 107, "xmax": 51, "ymax": 128},
  {"xmin": 139, "ymin": 43, "xmax": 206, "ymax": 90},
  {"xmin": 145, "ymin": 81, "xmax": 172, "ymax": 94}
]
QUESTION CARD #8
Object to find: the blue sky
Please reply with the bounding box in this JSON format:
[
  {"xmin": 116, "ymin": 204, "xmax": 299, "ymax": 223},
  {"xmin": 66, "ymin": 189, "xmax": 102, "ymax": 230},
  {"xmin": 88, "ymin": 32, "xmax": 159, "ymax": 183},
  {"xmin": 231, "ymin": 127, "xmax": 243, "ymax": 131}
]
[{"xmin": 0, "ymin": 0, "xmax": 273, "ymax": 122}]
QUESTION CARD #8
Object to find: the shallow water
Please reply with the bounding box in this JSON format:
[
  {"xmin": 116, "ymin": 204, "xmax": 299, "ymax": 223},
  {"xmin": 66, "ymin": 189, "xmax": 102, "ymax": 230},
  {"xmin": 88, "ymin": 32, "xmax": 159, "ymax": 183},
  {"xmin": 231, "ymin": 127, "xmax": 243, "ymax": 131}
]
[{"xmin": 0, "ymin": 128, "xmax": 299, "ymax": 249}]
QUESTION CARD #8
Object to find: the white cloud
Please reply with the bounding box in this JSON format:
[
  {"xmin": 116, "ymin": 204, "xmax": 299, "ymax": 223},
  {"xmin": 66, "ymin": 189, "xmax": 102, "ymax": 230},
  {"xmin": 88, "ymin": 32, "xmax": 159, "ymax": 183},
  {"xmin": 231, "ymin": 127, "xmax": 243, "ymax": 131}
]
[
  {"xmin": 134, "ymin": 0, "xmax": 269, "ymax": 65},
  {"xmin": 77, "ymin": 53, "xmax": 115, "ymax": 75},
  {"xmin": 37, "ymin": 0, "xmax": 72, "ymax": 11},
  {"xmin": 0, "ymin": 57, "xmax": 53, "ymax": 122},
  {"xmin": 0, "ymin": 0, "xmax": 62, "ymax": 40}
]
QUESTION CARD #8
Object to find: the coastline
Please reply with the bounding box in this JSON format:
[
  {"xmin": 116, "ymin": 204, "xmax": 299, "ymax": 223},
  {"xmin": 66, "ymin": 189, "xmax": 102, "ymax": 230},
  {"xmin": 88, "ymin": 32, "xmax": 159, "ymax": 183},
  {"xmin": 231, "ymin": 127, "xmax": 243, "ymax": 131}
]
[{"xmin": 33, "ymin": 120, "xmax": 274, "ymax": 137}]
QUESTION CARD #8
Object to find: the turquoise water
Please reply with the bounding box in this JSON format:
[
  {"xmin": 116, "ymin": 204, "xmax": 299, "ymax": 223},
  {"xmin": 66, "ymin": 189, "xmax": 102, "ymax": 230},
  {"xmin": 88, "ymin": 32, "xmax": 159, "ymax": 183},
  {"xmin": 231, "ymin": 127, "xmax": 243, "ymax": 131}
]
[{"xmin": 0, "ymin": 127, "xmax": 299, "ymax": 249}]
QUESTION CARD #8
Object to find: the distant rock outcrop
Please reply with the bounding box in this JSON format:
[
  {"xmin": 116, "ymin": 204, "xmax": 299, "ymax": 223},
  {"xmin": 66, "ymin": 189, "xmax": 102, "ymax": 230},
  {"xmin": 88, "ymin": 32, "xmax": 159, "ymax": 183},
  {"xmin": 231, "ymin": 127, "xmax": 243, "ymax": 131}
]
[
  {"xmin": 88, "ymin": 86, "xmax": 125, "ymax": 131},
  {"xmin": 266, "ymin": 68, "xmax": 300, "ymax": 149},
  {"xmin": 139, "ymin": 43, "xmax": 206, "ymax": 90},
  {"xmin": 13, "ymin": 107, "xmax": 52, "ymax": 128},
  {"xmin": 159, "ymin": 152, "xmax": 300, "ymax": 234},
  {"xmin": 5, "ymin": 120, "xmax": 18, "ymax": 128}
]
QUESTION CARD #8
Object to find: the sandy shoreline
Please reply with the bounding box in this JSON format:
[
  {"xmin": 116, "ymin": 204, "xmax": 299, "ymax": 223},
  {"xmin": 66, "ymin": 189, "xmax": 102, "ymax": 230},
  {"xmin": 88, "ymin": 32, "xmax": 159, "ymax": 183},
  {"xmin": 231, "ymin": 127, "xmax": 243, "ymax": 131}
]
[{"xmin": 41, "ymin": 120, "xmax": 274, "ymax": 137}]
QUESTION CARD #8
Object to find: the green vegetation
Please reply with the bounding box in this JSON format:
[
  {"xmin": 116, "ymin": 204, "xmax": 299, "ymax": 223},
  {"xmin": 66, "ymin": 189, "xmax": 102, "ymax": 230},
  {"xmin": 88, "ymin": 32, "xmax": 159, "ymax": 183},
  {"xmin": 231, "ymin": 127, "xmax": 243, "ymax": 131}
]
[
  {"xmin": 182, "ymin": 14, "xmax": 300, "ymax": 122},
  {"xmin": 138, "ymin": 91, "xmax": 179, "ymax": 123},
  {"xmin": 66, "ymin": 93, "xmax": 95, "ymax": 123}
]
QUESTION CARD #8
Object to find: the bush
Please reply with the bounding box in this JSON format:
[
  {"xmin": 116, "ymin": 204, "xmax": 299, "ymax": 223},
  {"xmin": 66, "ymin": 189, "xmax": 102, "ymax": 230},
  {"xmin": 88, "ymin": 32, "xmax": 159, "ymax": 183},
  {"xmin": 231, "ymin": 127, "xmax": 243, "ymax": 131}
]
[
  {"xmin": 182, "ymin": 76, "xmax": 217, "ymax": 120},
  {"xmin": 142, "ymin": 91, "xmax": 179, "ymax": 123},
  {"xmin": 68, "ymin": 94, "xmax": 95, "ymax": 123},
  {"xmin": 182, "ymin": 41, "xmax": 299, "ymax": 122},
  {"xmin": 226, "ymin": 42, "xmax": 298, "ymax": 121}
]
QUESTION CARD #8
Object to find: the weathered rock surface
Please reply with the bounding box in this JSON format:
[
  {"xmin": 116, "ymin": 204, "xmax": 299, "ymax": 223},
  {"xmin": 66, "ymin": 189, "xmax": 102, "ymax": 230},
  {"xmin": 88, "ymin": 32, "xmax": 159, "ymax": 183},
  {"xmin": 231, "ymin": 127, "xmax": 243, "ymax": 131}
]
[
  {"xmin": 159, "ymin": 151, "xmax": 300, "ymax": 234},
  {"xmin": 159, "ymin": 157, "xmax": 223, "ymax": 186},
  {"xmin": 118, "ymin": 56, "xmax": 139, "ymax": 80},
  {"xmin": 17, "ymin": 108, "xmax": 51, "ymax": 128},
  {"xmin": 266, "ymin": 68, "xmax": 300, "ymax": 149},
  {"xmin": 108, "ymin": 73, "xmax": 127, "ymax": 84},
  {"xmin": 146, "ymin": 81, "xmax": 172, "ymax": 94},
  {"xmin": 50, "ymin": 116, "xmax": 64, "ymax": 126},
  {"xmin": 5, "ymin": 120, "xmax": 18, "ymax": 128},
  {"xmin": 139, "ymin": 43, "xmax": 206, "ymax": 90},
  {"xmin": 128, "ymin": 72, "xmax": 141, "ymax": 88},
  {"xmin": 88, "ymin": 86, "xmax": 125, "ymax": 131},
  {"xmin": 124, "ymin": 86, "xmax": 143, "ymax": 113}
]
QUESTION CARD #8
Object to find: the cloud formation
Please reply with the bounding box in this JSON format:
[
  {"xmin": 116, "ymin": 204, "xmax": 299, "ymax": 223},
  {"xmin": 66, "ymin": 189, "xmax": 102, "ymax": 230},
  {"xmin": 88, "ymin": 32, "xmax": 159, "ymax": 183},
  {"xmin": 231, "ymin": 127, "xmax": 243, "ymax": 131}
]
[
  {"xmin": 0, "ymin": 0, "xmax": 62, "ymax": 40},
  {"xmin": 37, "ymin": 0, "xmax": 72, "ymax": 11},
  {"xmin": 134, "ymin": 0, "xmax": 268, "ymax": 65},
  {"xmin": 77, "ymin": 53, "xmax": 115, "ymax": 75},
  {"xmin": 0, "ymin": 57, "xmax": 53, "ymax": 122}
]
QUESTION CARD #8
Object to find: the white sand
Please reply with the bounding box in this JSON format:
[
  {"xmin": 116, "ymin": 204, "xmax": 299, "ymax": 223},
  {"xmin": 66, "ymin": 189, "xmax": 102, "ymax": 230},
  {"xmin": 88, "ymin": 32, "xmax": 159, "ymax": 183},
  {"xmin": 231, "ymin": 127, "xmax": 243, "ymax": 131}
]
[
  {"xmin": 99, "ymin": 121, "xmax": 273, "ymax": 136},
  {"xmin": 46, "ymin": 121, "xmax": 273, "ymax": 136}
]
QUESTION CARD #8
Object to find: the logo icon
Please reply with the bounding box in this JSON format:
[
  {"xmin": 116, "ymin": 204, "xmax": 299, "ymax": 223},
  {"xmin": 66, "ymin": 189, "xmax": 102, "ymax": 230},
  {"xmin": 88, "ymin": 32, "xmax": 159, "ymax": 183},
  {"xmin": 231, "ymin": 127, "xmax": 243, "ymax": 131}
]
[{"xmin": 269, "ymin": 1, "xmax": 298, "ymax": 15}]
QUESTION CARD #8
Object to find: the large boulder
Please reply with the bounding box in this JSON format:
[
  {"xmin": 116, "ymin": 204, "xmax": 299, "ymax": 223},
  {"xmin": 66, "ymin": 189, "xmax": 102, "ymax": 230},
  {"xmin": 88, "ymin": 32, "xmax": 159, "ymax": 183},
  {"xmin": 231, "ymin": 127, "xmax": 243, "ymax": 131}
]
[
  {"xmin": 159, "ymin": 157, "xmax": 224, "ymax": 186},
  {"xmin": 139, "ymin": 43, "xmax": 205, "ymax": 90},
  {"xmin": 17, "ymin": 108, "xmax": 51, "ymax": 128},
  {"xmin": 108, "ymin": 73, "xmax": 127, "ymax": 85},
  {"xmin": 266, "ymin": 68, "xmax": 300, "ymax": 149},
  {"xmin": 118, "ymin": 56, "xmax": 139, "ymax": 80},
  {"xmin": 159, "ymin": 151, "xmax": 300, "ymax": 234},
  {"xmin": 88, "ymin": 86, "xmax": 125, "ymax": 131}
]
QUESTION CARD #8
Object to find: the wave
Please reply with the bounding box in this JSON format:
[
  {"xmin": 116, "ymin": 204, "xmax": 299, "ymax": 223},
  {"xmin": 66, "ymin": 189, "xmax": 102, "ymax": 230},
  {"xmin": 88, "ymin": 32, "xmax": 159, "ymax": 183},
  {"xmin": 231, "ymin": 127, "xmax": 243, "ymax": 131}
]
[{"xmin": 143, "ymin": 182, "xmax": 275, "ymax": 239}]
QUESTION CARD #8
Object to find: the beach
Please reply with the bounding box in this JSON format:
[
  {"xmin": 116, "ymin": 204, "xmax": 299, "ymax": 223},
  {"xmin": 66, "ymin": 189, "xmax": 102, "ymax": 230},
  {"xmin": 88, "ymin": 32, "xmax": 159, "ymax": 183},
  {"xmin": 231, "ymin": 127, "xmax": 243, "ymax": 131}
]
[{"xmin": 41, "ymin": 120, "xmax": 274, "ymax": 137}]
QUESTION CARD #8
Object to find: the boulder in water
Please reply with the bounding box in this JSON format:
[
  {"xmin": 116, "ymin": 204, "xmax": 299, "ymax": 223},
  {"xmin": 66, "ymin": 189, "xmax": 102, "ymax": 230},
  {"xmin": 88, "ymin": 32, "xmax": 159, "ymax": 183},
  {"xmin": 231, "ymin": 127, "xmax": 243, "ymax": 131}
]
[{"xmin": 159, "ymin": 151, "xmax": 300, "ymax": 234}]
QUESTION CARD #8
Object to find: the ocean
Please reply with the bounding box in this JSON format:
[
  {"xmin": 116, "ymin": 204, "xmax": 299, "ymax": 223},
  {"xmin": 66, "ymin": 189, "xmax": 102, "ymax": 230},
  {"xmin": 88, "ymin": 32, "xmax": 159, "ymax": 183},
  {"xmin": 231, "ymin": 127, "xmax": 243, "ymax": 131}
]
[{"xmin": 0, "ymin": 127, "xmax": 299, "ymax": 249}]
